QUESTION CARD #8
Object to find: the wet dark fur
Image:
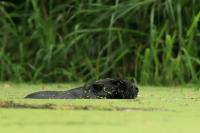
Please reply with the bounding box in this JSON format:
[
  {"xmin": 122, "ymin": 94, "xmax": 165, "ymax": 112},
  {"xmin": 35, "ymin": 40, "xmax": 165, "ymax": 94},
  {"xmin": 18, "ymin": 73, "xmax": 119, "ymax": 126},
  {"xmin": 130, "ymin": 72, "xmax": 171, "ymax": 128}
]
[{"xmin": 25, "ymin": 78, "xmax": 139, "ymax": 99}]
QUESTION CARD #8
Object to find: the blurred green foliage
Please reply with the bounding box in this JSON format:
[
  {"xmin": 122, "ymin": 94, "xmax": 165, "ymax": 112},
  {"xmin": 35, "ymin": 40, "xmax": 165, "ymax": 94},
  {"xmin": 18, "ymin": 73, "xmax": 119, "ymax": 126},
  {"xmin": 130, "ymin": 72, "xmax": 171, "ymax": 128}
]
[{"xmin": 0, "ymin": 0, "xmax": 200, "ymax": 85}]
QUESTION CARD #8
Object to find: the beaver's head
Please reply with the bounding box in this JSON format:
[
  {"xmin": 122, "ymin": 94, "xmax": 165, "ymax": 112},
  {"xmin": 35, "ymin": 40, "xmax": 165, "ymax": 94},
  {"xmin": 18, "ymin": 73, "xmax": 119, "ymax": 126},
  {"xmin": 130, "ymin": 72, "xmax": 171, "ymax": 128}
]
[{"xmin": 83, "ymin": 78, "xmax": 139, "ymax": 99}]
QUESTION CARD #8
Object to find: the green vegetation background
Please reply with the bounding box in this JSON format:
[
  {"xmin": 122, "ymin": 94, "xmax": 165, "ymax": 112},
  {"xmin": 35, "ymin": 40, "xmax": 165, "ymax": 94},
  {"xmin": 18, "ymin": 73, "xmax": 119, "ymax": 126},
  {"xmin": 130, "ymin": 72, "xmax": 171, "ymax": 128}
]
[{"xmin": 0, "ymin": 0, "xmax": 200, "ymax": 85}]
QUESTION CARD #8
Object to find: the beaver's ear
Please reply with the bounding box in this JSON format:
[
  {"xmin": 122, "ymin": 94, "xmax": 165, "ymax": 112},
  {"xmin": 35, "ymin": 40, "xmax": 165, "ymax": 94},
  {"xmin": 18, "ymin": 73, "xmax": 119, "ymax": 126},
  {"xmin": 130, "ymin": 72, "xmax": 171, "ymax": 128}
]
[
  {"xmin": 92, "ymin": 84, "xmax": 104, "ymax": 92},
  {"xmin": 130, "ymin": 78, "xmax": 137, "ymax": 85}
]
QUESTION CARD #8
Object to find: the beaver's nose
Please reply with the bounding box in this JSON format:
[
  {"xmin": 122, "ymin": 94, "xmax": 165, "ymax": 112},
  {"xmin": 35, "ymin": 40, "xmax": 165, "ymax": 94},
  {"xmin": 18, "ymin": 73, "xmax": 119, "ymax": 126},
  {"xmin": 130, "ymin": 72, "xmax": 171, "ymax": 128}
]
[{"xmin": 135, "ymin": 87, "xmax": 139, "ymax": 92}]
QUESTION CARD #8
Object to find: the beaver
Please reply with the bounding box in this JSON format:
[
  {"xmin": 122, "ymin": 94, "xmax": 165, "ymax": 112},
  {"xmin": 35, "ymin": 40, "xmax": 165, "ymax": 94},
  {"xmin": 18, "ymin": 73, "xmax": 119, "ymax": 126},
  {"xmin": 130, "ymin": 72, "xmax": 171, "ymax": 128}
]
[{"xmin": 25, "ymin": 78, "xmax": 139, "ymax": 99}]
